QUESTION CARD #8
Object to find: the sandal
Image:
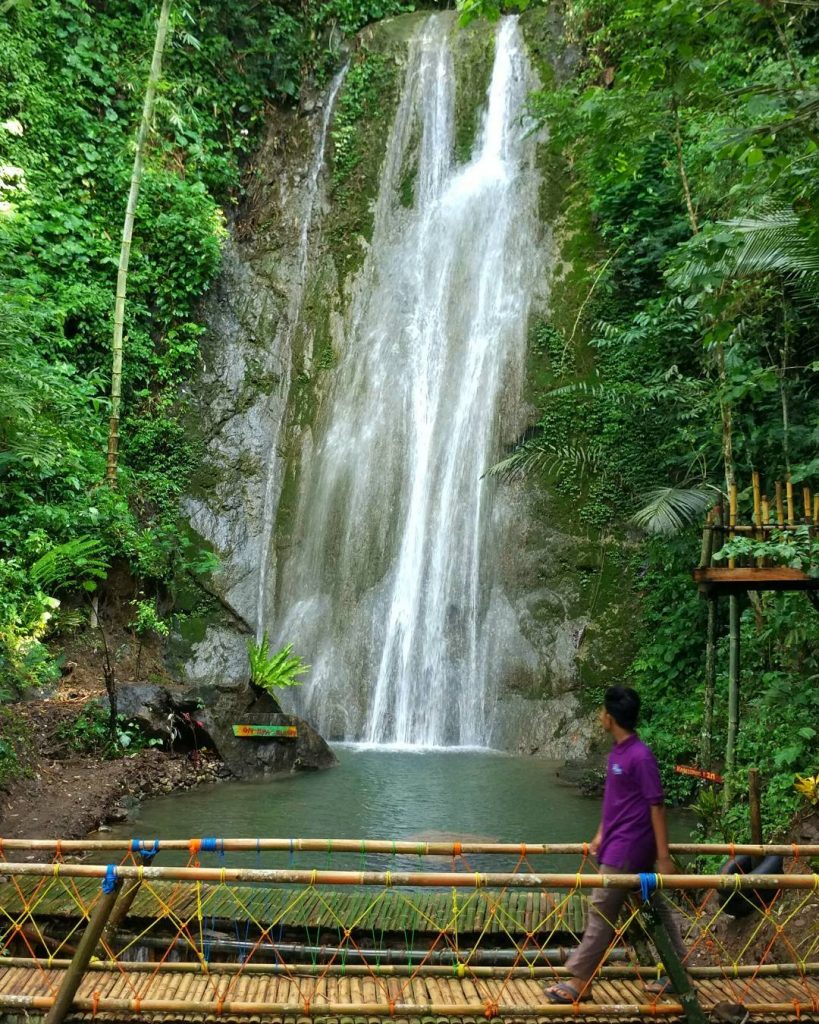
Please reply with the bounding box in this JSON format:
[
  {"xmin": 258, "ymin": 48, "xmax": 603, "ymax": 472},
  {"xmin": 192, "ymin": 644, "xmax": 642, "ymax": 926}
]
[
  {"xmin": 544, "ymin": 982, "xmax": 589, "ymax": 1005},
  {"xmin": 646, "ymin": 976, "xmax": 671, "ymax": 995}
]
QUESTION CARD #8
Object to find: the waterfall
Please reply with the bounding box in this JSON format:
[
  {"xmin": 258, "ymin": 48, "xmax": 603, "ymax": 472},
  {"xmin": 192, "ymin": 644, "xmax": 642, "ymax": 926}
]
[
  {"xmin": 274, "ymin": 15, "xmax": 541, "ymax": 747},
  {"xmin": 255, "ymin": 64, "xmax": 348, "ymax": 638}
]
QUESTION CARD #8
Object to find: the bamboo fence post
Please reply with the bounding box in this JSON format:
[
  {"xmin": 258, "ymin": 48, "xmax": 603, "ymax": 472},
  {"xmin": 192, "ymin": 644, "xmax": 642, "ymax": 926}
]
[
  {"xmin": 635, "ymin": 901, "xmax": 707, "ymax": 1024},
  {"xmin": 724, "ymin": 595, "xmax": 740, "ymax": 811},
  {"xmin": 752, "ymin": 472, "xmax": 761, "ymax": 531},
  {"xmin": 814, "ymin": 493, "xmax": 819, "ymax": 526},
  {"xmin": 786, "ymin": 477, "xmax": 795, "ymax": 526},
  {"xmin": 752, "ymin": 471, "xmax": 762, "ymax": 567},
  {"xmin": 728, "ymin": 483, "xmax": 738, "ymax": 567},
  {"xmin": 101, "ymin": 848, "xmax": 157, "ymax": 952},
  {"xmin": 700, "ymin": 597, "xmax": 717, "ymax": 771},
  {"xmin": 775, "ymin": 480, "xmax": 785, "ymax": 527},
  {"xmin": 44, "ymin": 875, "xmax": 123, "ymax": 1024}
]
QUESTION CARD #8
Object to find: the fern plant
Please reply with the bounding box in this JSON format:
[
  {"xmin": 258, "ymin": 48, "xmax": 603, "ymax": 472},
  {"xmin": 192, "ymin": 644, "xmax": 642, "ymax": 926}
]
[
  {"xmin": 247, "ymin": 634, "xmax": 310, "ymax": 693},
  {"xmin": 30, "ymin": 537, "xmax": 108, "ymax": 592}
]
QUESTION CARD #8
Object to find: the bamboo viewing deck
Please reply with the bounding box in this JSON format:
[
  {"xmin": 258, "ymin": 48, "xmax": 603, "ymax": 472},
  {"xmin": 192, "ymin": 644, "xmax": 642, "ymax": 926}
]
[
  {"xmin": 692, "ymin": 473, "xmax": 818, "ymax": 598},
  {"xmin": 0, "ymin": 961, "xmax": 817, "ymax": 1024},
  {"xmin": 1, "ymin": 841, "xmax": 817, "ymax": 1024}
]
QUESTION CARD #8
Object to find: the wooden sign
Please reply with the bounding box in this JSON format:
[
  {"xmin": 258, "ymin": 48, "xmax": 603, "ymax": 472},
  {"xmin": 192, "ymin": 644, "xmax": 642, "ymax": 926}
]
[
  {"xmin": 675, "ymin": 764, "xmax": 724, "ymax": 784},
  {"xmin": 232, "ymin": 724, "xmax": 298, "ymax": 739}
]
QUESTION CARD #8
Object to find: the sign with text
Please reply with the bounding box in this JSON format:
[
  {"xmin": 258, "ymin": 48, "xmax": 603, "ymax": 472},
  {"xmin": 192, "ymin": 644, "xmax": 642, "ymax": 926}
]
[
  {"xmin": 232, "ymin": 724, "xmax": 298, "ymax": 739},
  {"xmin": 675, "ymin": 764, "xmax": 724, "ymax": 784}
]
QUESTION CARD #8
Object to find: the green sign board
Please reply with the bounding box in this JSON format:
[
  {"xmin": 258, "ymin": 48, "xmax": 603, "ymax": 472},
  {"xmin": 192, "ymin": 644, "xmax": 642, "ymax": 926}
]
[{"xmin": 232, "ymin": 724, "xmax": 298, "ymax": 739}]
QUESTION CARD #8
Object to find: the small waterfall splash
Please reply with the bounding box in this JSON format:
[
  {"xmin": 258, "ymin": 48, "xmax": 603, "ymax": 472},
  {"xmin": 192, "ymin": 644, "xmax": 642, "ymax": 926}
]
[
  {"xmin": 255, "ymin": 64, "xmax": 348, "ymax": 638},
  {"xmin": 275, "ymin": 16, "xmax": 541, "ymax": 747}
]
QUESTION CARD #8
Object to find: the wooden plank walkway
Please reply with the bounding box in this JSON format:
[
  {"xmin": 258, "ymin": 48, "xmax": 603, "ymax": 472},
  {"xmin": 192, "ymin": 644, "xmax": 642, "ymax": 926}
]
[
  {"xmin": 0, "ymin": 963, "xmax": 817, "ymax": 1022},
  {"xmin": 0, "ymin": 880, "xmax": 589, "ymax": 936}
]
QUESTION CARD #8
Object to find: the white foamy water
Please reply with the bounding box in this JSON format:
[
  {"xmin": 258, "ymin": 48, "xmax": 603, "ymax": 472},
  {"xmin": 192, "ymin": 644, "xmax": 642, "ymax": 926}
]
[{"xmin": 274, "ymin": 17, "xmax": 541, "ymax": 746}]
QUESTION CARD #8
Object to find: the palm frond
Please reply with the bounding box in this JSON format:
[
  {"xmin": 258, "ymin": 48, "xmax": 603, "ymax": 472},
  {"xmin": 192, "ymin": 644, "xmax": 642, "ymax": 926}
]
[
  {"xmin": 630, "ymin": 486, "xmax": 717, "ymax": 536},
  {"xmin": 486, "ymin": 440, "xmax": 603, "ymax": 482},
  {"xmin": 671, "ymin": 203, "xmax": 819, "ymax": 292},
  {"xmin": 545, "ymin": 380, "xmax": 630, "ymax": 405}
]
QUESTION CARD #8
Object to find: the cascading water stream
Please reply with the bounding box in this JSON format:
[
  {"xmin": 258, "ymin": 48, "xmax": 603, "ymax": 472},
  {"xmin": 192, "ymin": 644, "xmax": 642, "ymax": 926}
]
[
  {"xmin": 273, "ymin": 15, "xmax": 541, "ymax": 747},
  {"xmin": 254, "ymin": 64, "xmax": 348, "ymax": 639}
]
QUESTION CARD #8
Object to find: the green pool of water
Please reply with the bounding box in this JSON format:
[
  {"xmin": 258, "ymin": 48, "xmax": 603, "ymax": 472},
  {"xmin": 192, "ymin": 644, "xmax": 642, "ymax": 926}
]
[{"xmin": 105, "ymin": 746, "xmax": 691, "ymax": 872}]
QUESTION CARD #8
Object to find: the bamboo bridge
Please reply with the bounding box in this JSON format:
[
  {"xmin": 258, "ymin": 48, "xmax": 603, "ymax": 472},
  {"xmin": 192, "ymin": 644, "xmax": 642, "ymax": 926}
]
[{"xmin": 0, "ymin": 839, "xmax": 817, "ymax": 1024}]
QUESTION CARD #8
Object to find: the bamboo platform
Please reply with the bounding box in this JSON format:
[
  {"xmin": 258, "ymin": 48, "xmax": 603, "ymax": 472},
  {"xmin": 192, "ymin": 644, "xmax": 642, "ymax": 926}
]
[
  {"xmin": 0, "ymin": 962, "xmax": 817, "ymax": 1023},
  {"xmin": 691, "ymin": 566, "xmax": 819, "ymax": 596},
  {"xmin": 0, "ymin": 880, "xmax": 589, "ymax": 937}
]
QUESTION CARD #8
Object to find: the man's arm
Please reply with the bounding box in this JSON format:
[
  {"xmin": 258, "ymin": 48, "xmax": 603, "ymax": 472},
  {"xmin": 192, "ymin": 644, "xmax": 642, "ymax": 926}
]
[
  {"xmin": 650, "ymin": 804, "xmax": 676, "ymax": 874},
  {"xmin": 590, "ymin": 822, "xmax": 603, "ymax": 858}
]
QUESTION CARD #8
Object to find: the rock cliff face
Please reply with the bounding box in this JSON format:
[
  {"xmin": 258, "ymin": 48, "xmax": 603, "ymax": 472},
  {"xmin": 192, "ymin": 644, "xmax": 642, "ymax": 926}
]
[{"xmin": 178, "ymin": 10, "xmax": 635, "ymax": 759}]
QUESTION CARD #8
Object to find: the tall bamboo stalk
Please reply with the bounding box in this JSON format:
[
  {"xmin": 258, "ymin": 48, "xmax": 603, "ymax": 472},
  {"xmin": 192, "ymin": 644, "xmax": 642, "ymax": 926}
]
[
  {"xmin": 105, "ymin": 0, "xmax": 172, "ymax": 486},
  {"xmin": 724, "ymin": 595, "xmax": 740, "ymax": 810}
]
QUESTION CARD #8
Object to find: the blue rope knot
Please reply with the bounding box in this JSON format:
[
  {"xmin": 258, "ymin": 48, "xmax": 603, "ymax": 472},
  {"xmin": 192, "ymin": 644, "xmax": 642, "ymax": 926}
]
[
  {"xmin": 639, "ymin": 872, "xmax": 658, "ymax": 903},
  {"xmin": 131, "ymin": 839, "xmax": 160, "ymax": 861},
  {"xmin": 101, "ymin": 864, "xmax": 118, "ymax": 894},
  {"xmin": 200, "ymin": 837, "xmax": 223, "ymax": 855}
]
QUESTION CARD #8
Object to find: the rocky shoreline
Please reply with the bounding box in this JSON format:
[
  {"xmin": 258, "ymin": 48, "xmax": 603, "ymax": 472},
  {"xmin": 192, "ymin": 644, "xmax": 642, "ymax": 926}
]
[{"xmin": 0, "ymin": 693, "xmax": 232, "ymax": 846}]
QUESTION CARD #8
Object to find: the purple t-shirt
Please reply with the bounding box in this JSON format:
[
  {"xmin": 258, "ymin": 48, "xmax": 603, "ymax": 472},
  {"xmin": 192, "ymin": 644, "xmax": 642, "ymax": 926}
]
[{"xmin": 597, "ymin": 733, "xmax": 664, "ymax": 871}]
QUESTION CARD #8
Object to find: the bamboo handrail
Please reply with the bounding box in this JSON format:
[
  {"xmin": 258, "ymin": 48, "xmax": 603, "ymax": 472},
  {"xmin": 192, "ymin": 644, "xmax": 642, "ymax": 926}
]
[
  {"xmin": 3, "ymin": 956, "xmax": 818, "ymax": 980},
  {"xmin": 1, "ymin": 862, "xmax": 818, "ymax": 889},
  {"xmin": 2, "ymin": 838, "xmax": 818, "ymax": 856}
]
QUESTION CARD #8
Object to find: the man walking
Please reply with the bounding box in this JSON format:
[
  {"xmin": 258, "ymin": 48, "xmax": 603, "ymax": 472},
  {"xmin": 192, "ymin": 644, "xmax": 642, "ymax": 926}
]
[{"xmin": 545, "ymin": 685, "xmax": 687, "ymax": 1004}]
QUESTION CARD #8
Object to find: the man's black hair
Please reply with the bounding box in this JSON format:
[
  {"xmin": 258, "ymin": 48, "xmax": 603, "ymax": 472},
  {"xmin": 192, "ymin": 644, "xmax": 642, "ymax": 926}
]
[{"xmin": 604, "ymin": 685, "xmax": 640, "ymax": 731}]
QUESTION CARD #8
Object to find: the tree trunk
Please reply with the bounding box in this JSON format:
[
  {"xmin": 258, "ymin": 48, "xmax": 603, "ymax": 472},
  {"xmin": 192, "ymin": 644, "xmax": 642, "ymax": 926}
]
[
  {"xmin": 671, "ymin": 97, "xmax": 699, "ymax": 236},
  {"xmin": 105, "ymin": 0, "xmax": 172, "ymax": 486}
]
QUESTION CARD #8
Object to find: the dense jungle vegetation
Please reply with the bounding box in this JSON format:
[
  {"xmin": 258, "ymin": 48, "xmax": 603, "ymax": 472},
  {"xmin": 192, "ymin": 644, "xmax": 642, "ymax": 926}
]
[
  {"xmin": 469, "ymin": 0, "xmax": 819, "ymax": 833},
  {"xmin": 1, "ymin": 0, "xmax": 817, "ymax": 837}
]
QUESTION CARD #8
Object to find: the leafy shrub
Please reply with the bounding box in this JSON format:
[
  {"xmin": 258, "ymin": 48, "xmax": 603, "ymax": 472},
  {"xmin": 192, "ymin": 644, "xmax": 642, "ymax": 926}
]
[{"xmin": 247, "ymin": 634, "xmax": 310, "ymax": 693}]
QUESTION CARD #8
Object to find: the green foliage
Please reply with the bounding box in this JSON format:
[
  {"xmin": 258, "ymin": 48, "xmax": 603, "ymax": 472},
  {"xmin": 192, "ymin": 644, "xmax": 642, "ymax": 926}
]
[
  {"xmin": 631, "ymin": 487, "xmax": 716, "ymax": 537},
  {"xmin": 315, "ymin": 0, "xmax": 415, "ymax": 37},
  {"xmin": 331, "ymin": 52, "xmax": 396, "ymax": 187},
  {"xmin": 713, "ymin": 526, "xmax": 818, "ymax": 574},
  {"xmin": 474, "ymin": 0, "xmax": 819, "ymax": 836},
  {"xmin": 248, "ymin": 634, "xmax": 310, "ymax": 693},
  {"xmin": 0, "ymin": 706, "xmax": 32, "ymax": 786},
  {"xmin": 57, "ymin": 702, "xmax": 163, "ymax": 755},
  {"xmin": 130, "ymin": 599, "xmax": 170, "ymax": 639}
]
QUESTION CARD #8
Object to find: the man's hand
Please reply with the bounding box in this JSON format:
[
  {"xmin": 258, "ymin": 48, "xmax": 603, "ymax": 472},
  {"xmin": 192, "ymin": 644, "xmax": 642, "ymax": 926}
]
[
  {"xmin": 589, "ymin": 828, "xmax": 603, "ymax": 858},
  {"xmin": 656, "ymin": 854, "xmax": 677, "ymax": 875}
]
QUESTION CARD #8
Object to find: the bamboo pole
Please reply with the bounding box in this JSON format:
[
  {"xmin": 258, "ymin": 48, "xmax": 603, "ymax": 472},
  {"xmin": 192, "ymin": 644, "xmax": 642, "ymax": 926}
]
[
  {"xmin": 724, "ymin": 595, "xmax": 740, "ymax": 811},
  {"xmin": 751, "ymin": 471, "xmax": 761, "ymax": 532},
  {"xmin": 639, "ymin": 902, "xmax": 706, "ymax": 1024},
  {"xmin": 786, "ymin": 476, "xmax": 795, "ymax": 525},
  {"xmin": 752, "ymin": 472, "xmax": 762, "ymax": 568},
  {"xmin": 1, "ymin": 839, "xmax": 818, "ymax": 856},
  {"xmin": 4, "ymin": 956, "xmax": 819, "ymax": 980},
  {"xmin": 700, "ymin": 596, "xmax": 717, "ymax": 770},
  {"xmin": 1, "ymin": 862, "xmax": 817, "ymax": 889},
  {"xmin": 7, "ymin": 994, "xmax": 819, "ymax": 1019},
  {"xmin": 814, "ymin": 493, "xmax": 819, "ymax": 526},
  {"xmin": 43, "ymin": 876, "xmax": 123, "ymax": 1024},
  {"xmin": 105, "ymin": 0, "xmax": 172, "ymax": 486},
  {"xmin": 728, "ymin": 482, "xmax": 738, "ymax": 567},
  {"xmin": 775, "ymin": 480, "xmax": 785, "ymax": 526},
  {"xmin": 803, "ymin": 486, "xmax": 812, "ymax": 522}
]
